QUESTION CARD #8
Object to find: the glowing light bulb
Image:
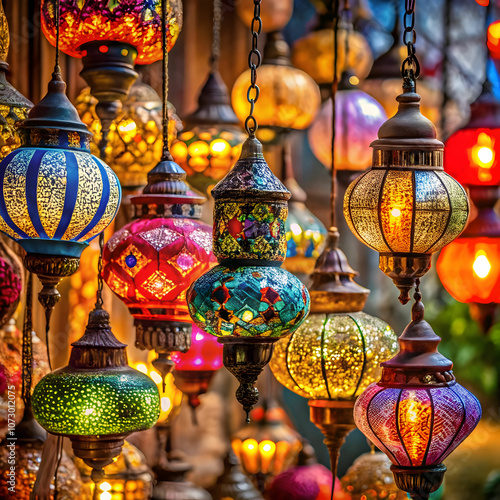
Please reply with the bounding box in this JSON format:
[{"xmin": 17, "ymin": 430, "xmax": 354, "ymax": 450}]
[
  {"xmin": 472, "ymin": 133, "xmax": 495, "ymax": 169},
  {"xmin": 349, "ymin": 76, "xmax": 360, "ymax": 86},
  {"xmin": 100, "ymin": 482, "xmax": 112, "ymax": 492},
  {"xmin": 477, "ymin": 146, "xmax": 494, "ymax": 166},
  {"xmin": 210, "ymin": 138, "xmax": 230, "ymax": 155},
  {"xmin": 391, "ymin": 208, "xmax": 401, "ymax": 217},
  {"xmin": 290, "ymin": 223, "xmax": 302, "ymax": 236},
  {"xmin": 150, "ymin": 370, "xmax": 162, "ymax": 385},
  {"xmin": 118, "ymin": 119, "xmax": 137, "ymax": 134},
  {"xmin": 195, "ymin": 332, "xmax": 204, "ymax": 341},
  {"xmin": 245, "ymin": 441, "xmax": 256, "ymax": 451},
  {"xmin": 473, "ymin": 251, "xmax": 491, "ymax": 278},
  {"xmin": 100, "ymin": 492, "xmax": 112, "ymax": 500},
  {"xmin": 161, "ymin": 397, "xmax": 172, "ymax": 412},
  {"xmin": 135, "ymin": 363, "xmax": 148, "ymax": 375}
]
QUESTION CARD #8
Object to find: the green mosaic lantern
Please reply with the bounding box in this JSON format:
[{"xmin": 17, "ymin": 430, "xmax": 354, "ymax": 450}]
[
  {"xmin": 32, "ymin": 307, "xmax": 160, "ymax": 481},
  {"xmin": 187, "ymin": 137, "xmax": 310, "ymax": 420}
]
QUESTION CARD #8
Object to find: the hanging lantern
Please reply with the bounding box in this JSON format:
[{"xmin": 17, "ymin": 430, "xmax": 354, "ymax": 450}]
[
  {"xmin": 102, "ymin": 164, "xmax": 217, "ymax": 384},
  {"xmin": 270, "ymin": 228, "xmax": 397, "ymax": 480},
  {"xmin": 308, "ymin": 77, "xmax": 387, "ymax": 171},
  {"xmin": 339, "ymin": 450, "xmax": 408, "ymax": 500},
  {"xmin": 0, "ymin": 1, "xmax": 33, "ymax": 160},
  {"xmin": 437, "ymin": 185, "xmax": 500, "ymax": 331},
  {"xmin": 76, "ymin": 80, "xmax": 182, "ymax": 190},
  {"xmin": 171, "ymin": 72, "xmax": 246, "ymax": 197},
  {"xmin": 231, "ymin": 32, "xmax": 321, "ymax": 144},
  {"xmin": 343, "ymin": 83, "xmax": 469, "ymax": 304},
  {"xmin": 488, "ymin": 20, "xmax": 500, "ymax": 59},
  {"xmin": 236, "ymin": 0, "xmax": 293, "ymax": 33},
  {"xmin": 354, "ymin": 295, "xmax": 482, "ymax": 500},
  {"xmin": 41, "ymin": 0, "xmax": 182, "ymax": 156},
  {"xmin": 172, "ymin": 324, "xmax": 223, "ymax": 411},
  {"xmin": 280, "ymin": 141, "xmax": 327, "ymax": 278},
  {"xmin": 135, "ymin": 355, "xmax": 184, "ymax": 425},
  {"xmin": 75, "ymin": 441, "xmax": 153, "ymax": 500},
  {"xmin": 188, "ymin": 137, "xmax": 310, "ymax": 420},
  {"xmin": 444, "ymin": 85, "xmax": 500, "ymax": 186},
  {"xmin": 32, "ymin": 307, "xmax": 160, "ymax": 480},
  {"xmin": 0, "ymin": 70, "xmax": 121, "ymax": 324},
  {"xmin": 232, "ymin": 400, "xmax": 303, "ymax": 493},
  {"xmin": 209, "ymin": 450, "xmax": 264, "ymax": 500},
  {"xmin": 291, "ymin": 15, "xmax": 373, "ymax": 96}
]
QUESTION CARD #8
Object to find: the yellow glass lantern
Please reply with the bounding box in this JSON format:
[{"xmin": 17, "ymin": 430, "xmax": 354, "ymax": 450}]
[
  {"xmin": 134, "ymin": 353, "xmax": 183, "ymax": 426},
  {"xmin": 76, "ymin": 441, "xmax": 152, "ymax": 500},
  {"xmin": 343, "ymin": 85, "xmax": 469, "ymax": 304},
  {"xmin": 231, "ymin": 32, "xmax": 321, "ymax": 144},
  {"xmin": 291, "ymin": 25, "xmax": 373, "ymax": 87},
  {"xmin": 76, "ymin": 80, "xmax": 181, "ymax": 189}
]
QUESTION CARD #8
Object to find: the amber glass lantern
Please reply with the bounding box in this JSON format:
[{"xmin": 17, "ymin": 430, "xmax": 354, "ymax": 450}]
[
  {"xmin": 343, "ymin": 83, "xmax": 469, "ymax": 304},
  {"xmin": 236, "ymin": 0, "xmax": 293, "ymax": 33},
  {"xmin": 232, "ymin": 398, "xmax": 303, "ymax": 493},
  {"xmin": 232, "ymin": 32, "xmax": 321, "ymax": 144},
  {"xmin": 76, "ymin": 80, "xmax": 181, "ymax": 189},
  {"xmin": 308, "ymin": 77, "xmax": 387, "ymax": 171},
  {"xmin": 271, "ymin": 228, "xmax": 398, "ymax": 481},
  {"xmin": 76, "ymin": 441, "xmax": 152, "ymax": 500}
]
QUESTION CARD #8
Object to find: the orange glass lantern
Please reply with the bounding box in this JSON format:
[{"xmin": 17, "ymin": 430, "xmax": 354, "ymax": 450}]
[
  {"xmin": 232, "ymin": 32, "xmax": 321, "ymax": 144},
  {"xmin": 236, "ymin": 0, "xmax": 293, "ymax": 33},
  {"xmin": 488, "ymin": 20, "xmax": 500, "ymax": 59}
]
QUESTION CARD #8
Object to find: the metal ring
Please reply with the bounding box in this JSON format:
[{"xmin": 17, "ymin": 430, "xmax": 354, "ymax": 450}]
[
  {"xmin": 245, "ymin": 116, "xmax": 258, "ymax": 135},
  {"xmin": 247, "ymin": 85, "xmax": 260, "ymax": 103},
  {"xmin": 248, "ymin": 49, "xmax": 261, "ymax": 70},
  {"xmin": 251, "ymin": 17, "xmax": 262, "ymax": 35}
]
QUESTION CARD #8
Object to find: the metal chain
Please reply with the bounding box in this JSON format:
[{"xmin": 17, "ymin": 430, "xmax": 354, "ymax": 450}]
[
  {"xmin": 22, "ymin": 272, "xmax": 33, "ymax": 408},
  {"xmin": 330, "ymin": 0, "xmax": 340, "ymax": 230},
  {"xmin": 54, "ymin": 0, "xmax": 61, "ymax": 75},
  {"xmin": 244, "ymin": 0, "xmax": 262, "ymax": 137},
  {"xmin": 211, "ymin": 0, "xmax": 222, "ymax": 72},
  {"xmin": 401, "ymin": 0, "xmax": 420, "ymax": 83},
  {"xmin": 95, "ymin": 232, "xmax": 104, "ymax": 310},
  {"xmin": 162, "ymin": 0, "xmax": 172, "ymax": 159}
]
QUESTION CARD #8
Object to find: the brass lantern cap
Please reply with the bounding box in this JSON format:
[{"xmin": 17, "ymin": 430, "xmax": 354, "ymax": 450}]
[
  {"xmin": 309, "ymin": 227, "xmax": 369, "ymax": 314},
  {"xmin": 371, "ymin": 89, "xmax": 443, "ymax": 151}
]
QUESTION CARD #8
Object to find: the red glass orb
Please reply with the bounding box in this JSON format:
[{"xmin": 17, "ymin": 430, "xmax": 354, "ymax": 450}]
[
  {"xmin": 40, "ymin": 0, "xmax": 183, "ymax": 64},
  {"xmin": 437, "ymin": 237, "xmax": 500, "ymax": 304},
  {"xmin": 488, "ymin": 21, "xmax": 500, "ymax": 59},
  {"xmin": 103, "ymin": 218, "xmax": 216, "ymax": 324},
  {"xmin": 172, "ymin": 325, "xmax": 223, "ymax": 371},
  {"xmin": 445, "ymin": 129, "xmax": 500, "ymax": 186}
]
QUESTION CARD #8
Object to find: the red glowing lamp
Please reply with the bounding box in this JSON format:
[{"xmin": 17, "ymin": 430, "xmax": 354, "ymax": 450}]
[{"xmin": 488, "ymin": 20, "xmax": 500, "ymax": 59}]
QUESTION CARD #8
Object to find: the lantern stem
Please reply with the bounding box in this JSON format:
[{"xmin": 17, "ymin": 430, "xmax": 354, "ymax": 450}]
[
  {"xmin": 391, "ymin": 464, "xmax": 446, "ymax": 500},
  {"xmin": 308, "ymin": 400, "xmax": 355, "ymax": 497}
]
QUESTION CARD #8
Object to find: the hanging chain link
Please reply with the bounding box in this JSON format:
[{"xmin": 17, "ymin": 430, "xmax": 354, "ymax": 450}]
[
  {"xmin": 401, "ymin": 0, "xmax": 420, "ymax": 82},
  {"xmin": 245, "ymin": 0, "xmax": 262, "ymax": 137},
  {"xmin": 95, "ymin": 232, "xmax": 105, "ymax": 310},
  {"xmin": 161, "ymin": 0, "xmax": 172, "ymax": 159},
  {"xmin": 211, "ymin": 0, "xmax": 222, "ymax": 71}
]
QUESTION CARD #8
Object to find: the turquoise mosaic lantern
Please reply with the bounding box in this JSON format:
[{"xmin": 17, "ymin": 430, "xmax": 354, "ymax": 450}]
[{"xmin": 187, "ymin": 137, "xmax": 310, "ymax": 420}]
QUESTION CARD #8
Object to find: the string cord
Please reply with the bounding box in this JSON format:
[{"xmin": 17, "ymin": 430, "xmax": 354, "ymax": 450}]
[
  {"xmin": 330, "ymin": 0, "xmax": 340, "ymax": 230},
  {"xmin": 211, "ymin": 0, "xmax": 222, "ymax": 71}
]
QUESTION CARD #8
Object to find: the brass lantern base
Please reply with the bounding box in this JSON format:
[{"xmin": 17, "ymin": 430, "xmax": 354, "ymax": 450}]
[
  {"xmin": 309, "ymin": 400, "xmax": 356, "ymax": 482},
  {"xmin": 379, "ymin": 253, "xmax": 431, "ymax": 305},
  {"xmin": 173, "ymin": 369, "xmax": 216, "ymax": 412},
  {"xmin": 391, "ymin": 463, "xmax": 446, "ymax": 500},
  {"xmin": 219, "ymin": 337, "xmax": 277, "ymax": 422},
  {"xmin": 24, "ymin": 254, "xmax": 80, "ymax": 330}
]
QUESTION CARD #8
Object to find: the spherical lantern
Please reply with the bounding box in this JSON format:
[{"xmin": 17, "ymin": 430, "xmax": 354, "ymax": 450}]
[
  {"xmin": 444, "ymin": 86, "xmax": 500, "ymax": 186},
  {"xmin": 340, "ymin": 451, "xmax": 408, "ymax": 500},
  {"xmin": 291, "ymin": 25, "xmax": 373, "ymax": 88},
  {"xmin": 0, "ymin": 1, "xmax": 33, "ymax": 160},
  {"xmin": 76, "ymin": 441, "xmax": 153, "ymax": 500},
  {"xmin": 32, "ymin": 308, "xmax": 160, "ymax": 479},
  {"xmin": 343, "ymin": 85, "xmax": 469, "ymax": 304},
  {"xmin": 308, "ymin": 86, "xmax": 387, "ymax": 171},
  {"xmin": 172, "ymin": 325, "xmax": 223, "ymax": 411},
  {"xmin": 41, "ymin": 0, "xmax": 182, "ymax": 64},
  {"xmin": 188, "ymin": 137, "xmax": 310, "ymax": 420},
  {"xmin": 171, "ymin": 72, "xmax": 246, "ymax": 197},
  {"xmin": 232, "ymin": 402, "xmax": 303, "ymax": 493},
  {"xmin": 231, "ymin": 33, "xmax": 321, "ymax": 144},
  {"xmin": 236, "ymin": 0, "xmax": 293, "ymax": 33},
  {"xmin": 103, "ymin": 161, "xmax": 217, "ymax": 384},
  {"xmin": 76, "ymin": 81, "xmax": 182, "ymax": 189},
  {"xmin": 0, "ymin": 72, "xmax": 121, "ymax": 323},
  {"xmin": 354, "ymin": 298, "xmax": 482, "ymax": 500},
  {"xmin": 270, "ymin": 229, "xmax": 397, "ymax": 479}
]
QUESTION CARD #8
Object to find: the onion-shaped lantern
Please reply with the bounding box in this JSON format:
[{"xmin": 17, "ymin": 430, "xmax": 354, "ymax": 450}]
[
  {"xmin": 41, "ymin": 0, "xmax": 182, "ymax": 157},
  {"xmin": 76, "ymin": 80, "xmax": 182, "ymax": 190},
  {"xmin": 32, "ymin": 307, "xmax": 160, "ymax": 482},
  {"xmin": 188, "ymin": 137, "xmax": 310, "ymax": 420},
  {"xmin": 0, "ymin": 71, "xmax": 120, "ymax": 325},
  {"xmin": 171, "ymin": 72, "xmax": 246, "ymax": 197},
  {"xmin": 271, "ymin": 228, "xmax": 397, "ymax": 480},
  {"xmin": 343, "ymin": 84, "xmax": 469, "ymax": 304},
  {"xmin": 354, "ymin": 296, "xmax": 481, "ymax": 500},
  {"xmin": 308, "ymin": 78, "xmax": 387, "ymax": 171},
  {"xmin": 103, "ymin": 160, "xmax": 217, "ymax": 386},
  {"xmin": 0, "ymin": 1, "xmax": 33, "ymax": 160},
  {"xmin": 172, "ymin": 325, "xmax": 223, "ymax": 411},
  {"xmin": 231, "ymin": 32, "xmax": 321, "ymax": 144}
]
